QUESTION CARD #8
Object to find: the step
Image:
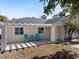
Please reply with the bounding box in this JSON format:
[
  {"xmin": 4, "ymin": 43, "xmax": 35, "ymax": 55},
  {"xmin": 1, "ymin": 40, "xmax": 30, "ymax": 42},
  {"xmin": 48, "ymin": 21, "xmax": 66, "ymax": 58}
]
[
  {"xmin": 25, "ymin": 43, "xmax": 32, "ymax": 47},
  {"xmin": 29, "ymin": 42, "xmax": 36, "ymax": 47},
  {"xmin": 15, "ymin": 43, "xmax": 22, "ymax": 49},
  {"xmin": 5, "ymin": 45, "xmax": 10, "ymax": 51},
  {"xmin": 21, "ymin": 43, "xmax": 27, "ymax": 48},
  {"xmin": 11, "ymin": 44, "xmax": 17, "ymax": 50}
]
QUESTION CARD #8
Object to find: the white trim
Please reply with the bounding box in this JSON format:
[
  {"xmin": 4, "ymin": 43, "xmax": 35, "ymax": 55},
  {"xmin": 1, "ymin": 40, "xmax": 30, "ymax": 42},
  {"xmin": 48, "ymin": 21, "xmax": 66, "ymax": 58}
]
[
  {"xmin": 1, "ymin": 26, "xmax": 7, "ymax": 51},
  {"xmin": 0, "ymin": 22, "xmax": 52, "ymax": 27}
]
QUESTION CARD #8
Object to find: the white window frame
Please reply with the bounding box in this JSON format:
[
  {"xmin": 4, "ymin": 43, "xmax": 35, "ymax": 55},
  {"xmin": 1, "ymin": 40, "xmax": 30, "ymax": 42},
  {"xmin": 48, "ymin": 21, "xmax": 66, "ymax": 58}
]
[{"xmin": 15, "ymin": 27, "xmax": 24, "ymax": 35}]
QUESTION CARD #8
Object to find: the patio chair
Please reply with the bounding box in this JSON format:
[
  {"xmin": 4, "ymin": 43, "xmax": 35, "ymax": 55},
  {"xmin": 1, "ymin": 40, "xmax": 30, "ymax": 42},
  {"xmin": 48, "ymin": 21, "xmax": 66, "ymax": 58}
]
[
  {"xmin": 24, "ymin": 34, "xmax": 31, "ymax": 42},
  {"xmin": 34, "ymin": 33, "xmax": 41, "ymax": 41}
]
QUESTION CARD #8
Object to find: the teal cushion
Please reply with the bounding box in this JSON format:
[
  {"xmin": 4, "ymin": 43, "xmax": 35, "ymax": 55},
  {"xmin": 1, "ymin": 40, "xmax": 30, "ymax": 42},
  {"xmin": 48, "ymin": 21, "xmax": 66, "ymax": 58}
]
[
  {"xmin": 24, "ymin": 34, "xmax": 31, "ymax": 42},
  {"xmin": 34, "ymin": 33, "xmax": 41, "ymax": 41}
]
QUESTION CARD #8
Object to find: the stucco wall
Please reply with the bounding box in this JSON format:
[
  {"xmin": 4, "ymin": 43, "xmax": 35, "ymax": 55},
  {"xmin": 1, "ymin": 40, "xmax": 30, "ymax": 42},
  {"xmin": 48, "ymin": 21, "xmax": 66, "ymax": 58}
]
[
  {"xmin": 51, "ymin": 25, "xmax": 65, "ymax": 42},
  {"xmin": 55, "ymin": 26, "xmax": 65, "ymax": 41},
  {"xmin": 51, "ymin": 26, "xmax": 56, "ymax": 42},
  {"xmin": 44, "ymin": 27, "xmax": 51, "ymax": 39},
  {"xmin": 6, "ymin": 26, "xmax": 24, "ymax": 43},
  {"xmin": 6, "ymin": 25, "xmax": 51, "ymax": 43},
  {"xmin": 24, "ymin": 25, "xmax": 38, "ymax": 35}
]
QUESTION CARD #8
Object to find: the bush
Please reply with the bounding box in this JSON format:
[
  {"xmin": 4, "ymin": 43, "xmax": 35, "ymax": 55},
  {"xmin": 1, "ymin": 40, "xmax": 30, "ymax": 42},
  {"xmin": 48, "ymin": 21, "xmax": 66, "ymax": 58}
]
[{"xmin": 71, "ymin": 39, "xmax": 79, "ymax": 44}]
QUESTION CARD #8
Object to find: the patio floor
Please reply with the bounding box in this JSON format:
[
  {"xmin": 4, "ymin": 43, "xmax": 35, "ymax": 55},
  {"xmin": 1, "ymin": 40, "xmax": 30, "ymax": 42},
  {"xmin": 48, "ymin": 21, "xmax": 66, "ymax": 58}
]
[{"xmin": 0, "ymin": 41, "xmax": 53, "ymax": 54}]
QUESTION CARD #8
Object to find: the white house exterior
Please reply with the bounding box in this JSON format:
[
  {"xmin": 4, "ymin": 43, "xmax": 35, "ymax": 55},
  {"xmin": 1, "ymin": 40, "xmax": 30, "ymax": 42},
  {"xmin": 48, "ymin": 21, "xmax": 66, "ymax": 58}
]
[{"xmin": 0, "ymin": 16, "xmax": 68, "ymax": 51}]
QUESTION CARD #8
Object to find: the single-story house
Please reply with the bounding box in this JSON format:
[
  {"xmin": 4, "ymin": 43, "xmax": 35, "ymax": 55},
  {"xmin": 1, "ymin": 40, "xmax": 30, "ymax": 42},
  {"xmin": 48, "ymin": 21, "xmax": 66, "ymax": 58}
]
[{"xmin": 0, "ymin": 16, "xmax": 70, "ymax": 51}]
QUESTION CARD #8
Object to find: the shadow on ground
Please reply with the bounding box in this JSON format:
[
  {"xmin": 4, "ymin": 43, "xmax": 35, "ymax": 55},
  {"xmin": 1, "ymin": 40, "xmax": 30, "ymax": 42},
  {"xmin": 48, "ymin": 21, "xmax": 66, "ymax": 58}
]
[{"xmin": 32, "ymin": 49, "xmax": 79, "ymax": 59}]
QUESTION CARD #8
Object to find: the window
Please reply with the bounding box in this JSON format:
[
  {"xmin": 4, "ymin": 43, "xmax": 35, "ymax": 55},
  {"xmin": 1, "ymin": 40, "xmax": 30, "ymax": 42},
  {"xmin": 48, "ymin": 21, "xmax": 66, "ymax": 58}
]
[
  {"xmin": 15, "ymin": 27, "xmax": 24, "ymax": 35},
  {"xmin": 38, "ymin": 27, "xmax": 44, "ymax": 33}
]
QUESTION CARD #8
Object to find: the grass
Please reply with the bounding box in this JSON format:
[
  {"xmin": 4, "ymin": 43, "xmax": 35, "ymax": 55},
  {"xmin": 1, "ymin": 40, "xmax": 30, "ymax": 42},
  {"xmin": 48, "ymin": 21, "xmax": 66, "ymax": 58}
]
[{"xmin": 0, "ymin": 44, "xmax": 79, "ymax": 59}]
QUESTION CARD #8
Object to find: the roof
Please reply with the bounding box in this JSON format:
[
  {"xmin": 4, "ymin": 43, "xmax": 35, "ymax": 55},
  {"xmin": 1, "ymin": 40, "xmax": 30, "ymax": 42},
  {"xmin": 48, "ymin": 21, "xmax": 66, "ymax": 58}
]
[
  {"xmin": 5, "ymin": 16, "xmax": 68, "ymax": 24},
  {"xmin": 45, "ymin": 16, "xmax": 68, "ymax": 24},
  {"xmin": 6, "ymin": 17, "xmax": 47, "ymax": 24}
]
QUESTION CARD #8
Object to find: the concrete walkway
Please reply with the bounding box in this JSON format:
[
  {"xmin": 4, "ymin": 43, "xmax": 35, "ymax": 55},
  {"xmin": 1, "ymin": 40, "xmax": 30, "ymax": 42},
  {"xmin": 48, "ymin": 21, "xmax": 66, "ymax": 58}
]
[{"xmin": 69, "ymin": 44, "xmax": 79, "ymax": 49}]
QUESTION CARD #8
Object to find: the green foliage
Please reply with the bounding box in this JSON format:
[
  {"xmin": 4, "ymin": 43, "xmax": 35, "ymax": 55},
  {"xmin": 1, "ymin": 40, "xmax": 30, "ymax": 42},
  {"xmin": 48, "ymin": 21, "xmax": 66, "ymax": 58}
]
[
  {"xmin": 67, "ymin": 16, "xmax": 79, "ymax": 40},
  {"xmin": 40, "ymin": 15, "xmax": 47, "ymax": 19},
  {"xmin": 71, "ymin": 39, "xmax": 79, "ymax": 44},
  {"xmin": 0, "ymin": 15, "xmax": 8, "ymax": 22},
  {"xmin": 58, "ymin": 12, "xmax": 65, "ymax": 16},
  {"xmin": 40, "ymin": 0, "xmax": 79, "ymax": 41},
  {"xmin": 40, "ymin": 0, "xmax": 79, "ymax": 16},
  {"xmin": 12, "ymin": 18, "xmax": 16, "ymax": 20}
]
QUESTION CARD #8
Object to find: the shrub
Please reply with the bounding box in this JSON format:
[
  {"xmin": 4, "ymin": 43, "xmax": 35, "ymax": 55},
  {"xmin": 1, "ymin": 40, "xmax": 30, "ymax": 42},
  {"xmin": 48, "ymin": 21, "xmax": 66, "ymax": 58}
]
[{"xmin": 71, "ymin": 39, "xmax": 79, "ymax": 44}]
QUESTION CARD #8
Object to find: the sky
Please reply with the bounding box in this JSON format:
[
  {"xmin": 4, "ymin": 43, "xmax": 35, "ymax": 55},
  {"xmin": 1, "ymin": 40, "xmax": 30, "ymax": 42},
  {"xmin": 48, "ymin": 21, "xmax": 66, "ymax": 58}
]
[{"xmin": 0, "ymin": 0, "xmax": 63, "ymax": 19}]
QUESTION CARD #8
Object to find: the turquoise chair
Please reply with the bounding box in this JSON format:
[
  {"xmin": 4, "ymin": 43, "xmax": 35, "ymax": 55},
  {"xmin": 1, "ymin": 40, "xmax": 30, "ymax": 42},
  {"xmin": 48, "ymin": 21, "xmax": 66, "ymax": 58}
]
[
  {"xmin": 24, "ymin": 34, "xmax": 31, "ymax": 42},
  {"xmin": 34, "ymin": 33, "xmax": 41, "ymax": 41}
]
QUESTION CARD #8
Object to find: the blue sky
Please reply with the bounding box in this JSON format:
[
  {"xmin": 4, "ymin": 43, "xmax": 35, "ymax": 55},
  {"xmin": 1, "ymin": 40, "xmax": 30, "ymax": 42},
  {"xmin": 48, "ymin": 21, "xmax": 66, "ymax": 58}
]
[{"xmin": 0, "ymin": 0, "xmax": 62, "ymax": 19}]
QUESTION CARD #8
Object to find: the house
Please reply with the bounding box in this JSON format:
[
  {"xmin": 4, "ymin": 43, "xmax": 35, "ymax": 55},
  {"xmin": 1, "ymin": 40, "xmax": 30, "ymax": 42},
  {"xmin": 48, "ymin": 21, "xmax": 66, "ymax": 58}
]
[{"xmin": 0, "ymin": 16, "xmax": 68, "ymax": 51}]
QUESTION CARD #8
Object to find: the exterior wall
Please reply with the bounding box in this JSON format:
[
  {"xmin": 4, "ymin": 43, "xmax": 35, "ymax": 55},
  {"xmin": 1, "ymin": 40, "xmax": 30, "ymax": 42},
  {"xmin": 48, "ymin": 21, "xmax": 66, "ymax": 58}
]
[
  {"xmin": 24, "ymin": 25, "xmax": 38, "ymax": 35},
  {"xmin": 6, "ymin": 25, "xmax": 51, "ymax": 43},
  {"xmin": 51, "ymin": 26, "xmax": 56, "ymax": 42},
  {"xmin": 6, "ymin": 26, "xmax": 24, "ymax": 43},
  {"xmin": 72, "ymin": 31, "xmax": 79, "ymax": 38},
  {"xmin": 51, "ymin": 25, "xmax": 65, "ymax": 42},
  {"xmin": 55, "ymin": 26, "xmax": 65, "ymax": 41},
  {"xmin": 44, "ymin": 27, "xmax": 51, "ymax": 39}
]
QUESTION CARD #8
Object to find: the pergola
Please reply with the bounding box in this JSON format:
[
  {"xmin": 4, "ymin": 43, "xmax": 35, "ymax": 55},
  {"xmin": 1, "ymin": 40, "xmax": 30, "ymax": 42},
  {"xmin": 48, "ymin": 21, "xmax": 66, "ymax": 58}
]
[
  {"xmin": 0, "ymin": 22, "xmax": 65, "ymax": 52},
  {"xmin": 0, "ymin": 22, "xmax": 54, "ymax": 52}
]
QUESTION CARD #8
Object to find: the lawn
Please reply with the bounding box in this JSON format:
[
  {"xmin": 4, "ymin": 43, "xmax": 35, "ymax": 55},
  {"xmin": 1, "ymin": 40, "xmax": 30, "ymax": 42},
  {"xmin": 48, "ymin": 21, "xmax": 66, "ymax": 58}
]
[{"xmin": 0, "ymin": 44, "xmax": 79, "ymax": 59}]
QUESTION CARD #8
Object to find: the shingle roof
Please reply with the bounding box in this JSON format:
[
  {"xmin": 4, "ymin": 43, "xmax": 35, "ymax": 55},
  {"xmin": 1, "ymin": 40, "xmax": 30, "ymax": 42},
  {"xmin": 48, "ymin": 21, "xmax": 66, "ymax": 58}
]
[
  {"xmin": 6, "ymin": 17, "xmax": 47, "ymax": 24},
  {"xmin": 6, "ymin": 16, "xmax": 68, "ymax": 24},
  {"xmin": 45, "ymin": 16, "xmax": 68, "ymax": 24}
]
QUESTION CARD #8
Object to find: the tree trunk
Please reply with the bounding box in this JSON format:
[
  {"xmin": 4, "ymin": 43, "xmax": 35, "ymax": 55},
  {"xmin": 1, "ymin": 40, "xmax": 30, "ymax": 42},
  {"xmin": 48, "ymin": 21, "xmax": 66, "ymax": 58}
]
[{"xmin": 68, "ymin": 28, "xmax": 76, "ymax": 41}]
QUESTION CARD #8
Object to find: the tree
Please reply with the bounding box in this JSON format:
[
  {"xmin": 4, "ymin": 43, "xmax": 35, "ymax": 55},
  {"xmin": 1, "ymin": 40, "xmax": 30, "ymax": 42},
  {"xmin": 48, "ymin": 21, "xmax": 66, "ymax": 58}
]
[
  {"xmin": 11, "ymin": 18, "xmax": 16, "ymax": 21},
  {"xmin": 12, "ymin": 18, "xmax": 16, "ymax": 20},
  {"xmin": 40, "ymin": 0, "xmax": 79, "ymax": 41},
  {"xmin": 40, "ymin": 15, "xmax": 47, "ymax": 19},
  {"xmin": 67, "ymin": 20, "xmax": 76, "ymax": 40},
  {"xmin": 0, "ymin": 15, "xmax": 8, "ymax": 22},
  {"xmin": 40, "ymin": 0, "xmax": 79, "ymax": 17},
  {"xmin": 66, "ymin": 16, "xmax": 79, "ymax": 41},
  {"xmin": 58, "ymin": 12, "xmax": 65, "ymax": 17}
]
